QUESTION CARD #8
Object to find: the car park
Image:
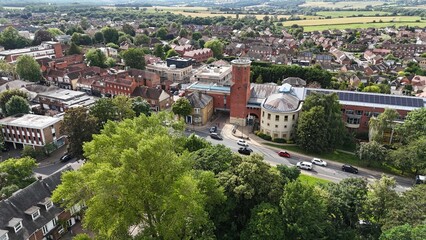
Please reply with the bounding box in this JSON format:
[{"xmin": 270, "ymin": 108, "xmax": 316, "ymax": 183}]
[
  {"xmin": 342, "ymin": 164, "xmax": 358, "ymax": 174},
  {"xmin": 210, "ymin": 133, "xmax": 223, "ymax": 140},
  {"xmin": 278, "ymin": 151, "xmax": 291, "ymax": 158},
  {"xmin": 238, "ymin": 147, "xmax": 253, "ymax": 155},
  {"xmin": 311, "ymin": 158, "xmax": 327, "ymax": 167},
  {"xmin": 237, "ymin": 139, "xmax": 249, "ymax": 147},
  {"xmin": 60, "ymin": 154, "xmax": 73, "ymax": 162},
  {"xmin": 296, "ymin": 161, "xmax": 313, "ymax": 170}
]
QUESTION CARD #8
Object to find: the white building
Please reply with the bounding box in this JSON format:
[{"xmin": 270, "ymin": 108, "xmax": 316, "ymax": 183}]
[
  {"xmin": 146, "ymin": 62, "xmax": 192, "ymax": 83},
  {"xmin": 191, "ymin": 64, "xmax": 232, "ymax": 85},
  {"xmin": 259, "ymin": 83, "xmax": 303, "ymax": 140}
]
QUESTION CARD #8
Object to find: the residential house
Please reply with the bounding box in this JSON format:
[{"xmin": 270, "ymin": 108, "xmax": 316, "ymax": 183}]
[
  {"xmin": 411, "ymin": 75, "xmax": 426, "ymax": 93},
  {"xmin": 131, "ymin": 86, "xmax": 172, "ymax": 111},
  {"xmin": 183, "ymin": 48, "xmax": 213, "ymax": 63},
  {"xmin": 0, "ymin": 168, "xmax": 83, "ymax": 240},
  {"xmin": 186, "ymin": 91, "xmax": 214, "ymax": 125}
]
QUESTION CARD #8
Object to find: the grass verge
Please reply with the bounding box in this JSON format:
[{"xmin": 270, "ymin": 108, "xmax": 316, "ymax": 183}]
[
  {"xmin": 265, "ymin": 143, "xmax": 402, "ymax": 176},
  {"xmin": 298, "ymin": 174, "xmax": 331, "ymax": 186}
]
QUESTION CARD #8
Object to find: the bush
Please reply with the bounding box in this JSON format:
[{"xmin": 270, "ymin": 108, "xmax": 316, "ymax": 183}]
[
  {"xmin": 273, "ymin": 138, "xmax": 287, "ymax": 143},
  {"xmin": 21, "ymin": 146, "xmax": 43, "ymax": 160},
  {"xmin": 255, "ymin": 131, "xmax": 272, "ymax": 141}
]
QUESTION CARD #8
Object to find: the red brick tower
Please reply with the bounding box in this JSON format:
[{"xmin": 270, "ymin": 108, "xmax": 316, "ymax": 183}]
[{"xmin": 230, "ymin": 58, "xmax": 251, "ymax": 126}]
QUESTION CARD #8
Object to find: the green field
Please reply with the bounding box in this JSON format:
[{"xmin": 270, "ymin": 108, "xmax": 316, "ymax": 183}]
[
  {"xmin": 316, "ymin": 11, "xmax": 389, "ymax": 18},
  {"xmin": 303, "ymin": 21, "xmax": 426, "ymax": 32},
  {"xmin": 298, "ymin": 174, "xmax": 332, "ymax": 185},
  {"xmin": 300, "ymin": 1, "xmax": 387, "ymax": 9}
]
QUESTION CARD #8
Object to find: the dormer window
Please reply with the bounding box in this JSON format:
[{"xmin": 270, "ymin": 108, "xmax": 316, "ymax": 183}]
[
  {"xmin": 39, "ymin": 198, "xmax": 53, "ymax": 211},
  {"xmin": 25, "ymin": 206, "xmax": 41, "ymax": 221},
  {"xmin": 7, "ymin": 218, "xmax": 22, "ymax": 233},
  {"xmin": 0, "ymin": 230, "xmax": 9, "ymax": 240}
]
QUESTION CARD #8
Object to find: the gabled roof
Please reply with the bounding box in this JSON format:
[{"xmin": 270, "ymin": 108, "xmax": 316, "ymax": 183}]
[
  {"xmin": 186, "ymin": 91, "xmax": 213, "ymax": 108},
  {"xmin": 0, "ymin": 168, "xmax": 69, "ymax": 240}
]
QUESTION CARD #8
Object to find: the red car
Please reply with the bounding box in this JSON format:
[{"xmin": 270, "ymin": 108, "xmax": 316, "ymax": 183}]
[{"xmin": 278, "ymin": 151, "xmax": 291, "ymax": 158}]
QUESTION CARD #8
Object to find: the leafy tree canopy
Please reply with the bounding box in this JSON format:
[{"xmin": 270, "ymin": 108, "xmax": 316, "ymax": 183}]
[{"xmin": 16, "ymin": 55, "xmax": 42, "ymax": 82}]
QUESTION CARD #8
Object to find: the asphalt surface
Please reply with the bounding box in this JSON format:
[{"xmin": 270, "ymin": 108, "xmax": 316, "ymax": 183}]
[{"xmin": 190, "ymin": 125, "xmax": 413, "ymax": 192}]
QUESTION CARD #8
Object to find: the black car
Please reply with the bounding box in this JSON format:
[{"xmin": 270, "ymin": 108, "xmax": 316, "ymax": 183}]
[
  {"xmin": 415, "ymin": 175, "xmax": 425, "ymax": 184},
  {"xmin": 238, "ymin": 147, "xmax": 253, "ymax": 155},
  {"xmin": 60, "ymin": 154, "xmax": 73, "ymax": 162},
  {"xmin": 209, "ymin": 126, "xmax": 217, "ymax": 133},
  {"xmin": 210, "ymin": 133, "xmax": 223, "ymax": 140},
  {"xmin": 342, "ymin": 164, "xmax": 358, "ymax": 174}
]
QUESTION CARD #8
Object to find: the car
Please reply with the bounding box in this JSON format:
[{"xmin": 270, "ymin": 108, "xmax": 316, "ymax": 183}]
[
  {"xmin": 311, "ymin": 158, "xmax": 327, "ymax": 167},
  {"xmin": 178, "ymin": 91, "xmax": 185, "ymax": 97},
  {"xmin": 237, "ymin": 139, "xmax": 249, "ymax": 147},
  {"xmin": 342, "ymin": 164, "xmax": 358, "ymax": 174},
  {"xmin": 209, "ymin": 126, "xmax": 217, "ymax": 133},
  {"xmin": 296, "ymin": 161, "xmax": 313, "ymax": 170},
  {"xmin": 210, "ymin": 133, "xmax": 223, "ymax": 140},
  {"xmin": 238, "ymin": 147, "xmax": 253, "ymax": 155},
  {"xmin": 278, "ymin": 151, "xmax": 291, "ymax": 158},
  {"xmin": 60, "ymin": 154, "xmax": 73, "ymax": 162},
  {"xmin": 173, "ymin": 91, "xmax": 179, "ymax": 96},
  {"xmin": 415, "ymin": 175, "xmax": 426, "ymax": 184}
]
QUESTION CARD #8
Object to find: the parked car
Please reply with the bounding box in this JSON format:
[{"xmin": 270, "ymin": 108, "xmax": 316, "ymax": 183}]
[
  {"xmin": 415, "ymin": 175, "xmax": 425, "ymax": 184},
  {"xmin": 311, "ymin": 158, "xmax": 327, "ymax": 167},
  {"xmin": 237, "ymin": 139, "xmax": 249, "ymax": 147},
  {"xmin": 209, "ymin": 126, "xmax": 217, "ymax": 133},
  {"xmin": 179, "ymin": 91, "xmax": 185, "ymax": 97},
  {"xmin": 342, "ymin": 165, "xmax": 358, "ymax": 174},
  {"xmin": 296, "ymin": 161, "xmax": 313, "ymax": 170},
  {"xmin": 210, "ymin": 133, "xmax": 223, "ymax": 140},
  {"xmin": 173, "ymin": 91, "xmax": 179, "ymax": 96},
  {"xmin": 238, "ymin": 147, "xmax": 253, "ymax": 155},
  {"xmin": 60, "ymin": 153, "xmax": 73, "ymax": 162},
  {"xmin": 278, "ymin": 151, "xmax": 291, "ymax": 158}
]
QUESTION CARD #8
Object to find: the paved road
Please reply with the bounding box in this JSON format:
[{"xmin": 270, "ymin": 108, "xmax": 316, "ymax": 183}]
[{"xmin": 190, "ymin": 124, "xmax": 413, "ymax": 192}]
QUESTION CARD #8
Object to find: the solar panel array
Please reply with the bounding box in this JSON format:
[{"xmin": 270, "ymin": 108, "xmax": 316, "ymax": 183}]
[{"xmin": 306, "ymin": 89, "xmax": 424, "ymax": 108}]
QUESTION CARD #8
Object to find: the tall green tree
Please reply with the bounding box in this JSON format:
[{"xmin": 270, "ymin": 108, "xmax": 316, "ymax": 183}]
[
  {"xmin": 380, "ymin": 224, "xmax": 426, "ymax": 240},
  {"xmin": 389, "ymin": 136, "xmax": 426, "ymax": 175},
  {"xmin": 112, "ymin": 95, "xmax": 136, "ymax": 121},
  {"xmin": 0, "ymin": 89, "xmax": 28, "ymax": 114},
  {"xmin": 165, "ymin": 49, "xmax": 179, "ymax": 59},
  {"xmin": 89, "ymin": 98, "xmax": 116, "ymax": 128},
  {"xmin": 16, "ymin": 55, "xmax": 42, "ymax": 82},
  {"xmin": 190, "ymin": 144, "xmax": 235, "ymax": 174},
  {"xmin": 153, "ymin": 44, "xmax": 165, "ymax": 59},
  {"xmin": 101, "ymin": 27, "xmax": 119, "ymax": 44},
  {"xmin": 184, "ymin": 134, "xmax": 211, "ymax": 153},
  {"xmin": 241, "ymin": 202, "xmax": 284, "ymax": 240},
  {"xmin": 67, "ymin": 42, "xmax": 82, "ymax": 55},
  {"xmin": 396, "ymin": 108, "xmax": 426, "ymax": 143},
  {"xmin": 156, "ymin": 27, "xmax": 168, "ymax": 40},
  {"xmin": 121, "ymin": 48, "xmax": 146, "ymax": 70},
  {"xmin": 281, "ymin": 181, "xmax": 329, "ymax": 239},
  {"xmin": 134, "ymin": 34, "xmax": 150, "ymax": 46},
  {"xmin": 85, "ymin": 49, "xmax": 106, "ymax": 68},
  {"xmin": 172, "ymin": 97, "xmax": 192, "ymax": 120},
  {"xmin": 132, "ymin": 97, "xmax": 151, "ymax": 117},
  {"xmin": 357, "ymin": 141, "xmax": 387, "ymax": 166},
  {"xmin": 33, "ymin": 29, "xmax": 53, "ymax": 45},
  {"xmin": 369, "ymin": 108, "xmax": 399, "ymax": 143},
  {"xmin": 296, "ymin": 92, "xmax": 345, "ymax": 153},
  {"xmin": 0, "ymin": 26, "xmax": 31, "ymax": 50},
  {"xmin": 5, "ymin": 95, "xmax": 30, "ymax": 116},
  {"xmin": 0, "ymin": 60, "xmax": 17, "ymax": 79},
  {"xmin": 0, "ymin": 157, "xmax": 37, "ymax": 198},
  {"xmin": 52, "ymin": 113, "xmax": 222, "ymax": 239},
  {"xmin": 204, "ymin": 39, "xmax": 224, "ymax": 58},
  {"xmin": 94, "ymin": 31, "xmax": 104, "ymax": 43},
  {"xmin": 61, "ymin": 107, "xmax": 99, "ymax": 157},
  {"xmin": 122, "ymin": 24, "xmax": 136, "ymax": 36},
  {"xmin": 47, "ymin": 28, "xmax": 64, "ymax": 37}
]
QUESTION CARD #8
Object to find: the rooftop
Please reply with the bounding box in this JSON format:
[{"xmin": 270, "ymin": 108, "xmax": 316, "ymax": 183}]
[
  {"xmin": 187, "ymin": 82, "xmax": 231, "ymax": 94},
  {"xmin": 38, "ymin": 89, "xmax": 86, "ymax": 101},
  {"xmin": 0, "ymin": 114, "xmax": 62, "ymax": 129}
]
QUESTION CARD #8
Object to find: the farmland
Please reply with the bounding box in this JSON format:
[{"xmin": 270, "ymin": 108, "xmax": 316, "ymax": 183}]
[
  {"xmin": 316, "ymin": 11, "xmax": 389, "ymax": 18},
  {"xmin": 299, "ymin": 1, "xmax": 387, "ymax": 9},
  {"xmin": 302, "ymin": 21, "xmax": 426, "ymax": 32}
]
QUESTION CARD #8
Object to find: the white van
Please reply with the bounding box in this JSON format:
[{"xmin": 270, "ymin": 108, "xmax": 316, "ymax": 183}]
[{"xmin": 296, "ymin": 161, "xmax": 313, "ymax": 170}]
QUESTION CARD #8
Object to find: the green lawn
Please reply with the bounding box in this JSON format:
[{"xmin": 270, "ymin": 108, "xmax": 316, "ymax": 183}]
[
  {"xmin": 265, "ymin": 143, "xmax": 401, "ymax": 176},
  {"xmin": 298, "ymin": 174, "xmax": 331, "ymax": 186}
]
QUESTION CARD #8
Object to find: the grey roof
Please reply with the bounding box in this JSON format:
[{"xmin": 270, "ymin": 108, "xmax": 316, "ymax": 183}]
[
  {"xmin": 186, "ymin": 91, "xmax": 213, "ymax": 108},
  {"xmin": 0, "ymin": 168, "xmax": 69, "ymax": 240},
  {"xmin": 282, "ymin": 77, "xmax": 307, "ymax": 87}
]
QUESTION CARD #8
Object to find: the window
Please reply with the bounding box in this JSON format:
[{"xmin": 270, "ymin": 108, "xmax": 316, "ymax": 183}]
[
  {"xmin": 275, "ymin": 125, "xmax": 278, "ymax": 128},
  {"xmin": 194, "ymin": 108, "xmax": 200, "ymax": 114},
  {"xmin": 355, "ymin": 110, "xmax": 363, "ymax": 115},
  {"xmin": 284, "ymin": 116, "xmax": 288, "ymax": 121},
  {"xmin": 267, "ymin": 113, "xmax": 271, "ymax": 120},
  {"xmin": 45, "ymin": 201, "xmax": 53, "ymax": 211},
  {"xmin": 347, "ymin": 118, "xmax": 360, "ymax": 124},
  {"xmin": 284, "ymin": 125, "xmax": 287, "ymax": 128},
  {"xmin": 292, "ymin": 114, "xmax": 295, "ymax": 120},
  {"xmin": 345, "ymin": 109, "xmax": 354, "ymax": 115},
  {"xmin": 32, "ymin": 210, "xmax": 40, "ymax": 220},
  {"xmin": 0, "ymin": 233, "xmax": 8, "ymax": 240},
  {"xmin": 14, "ymin": 222, "xmax": 22, "ymax": 233},
  {"xmin": 275, "ymin": 115, "xmax": 279, "ymax": 121},
  {"xmin": 42, "ymin": 225, "xmax": 48, "ymax": 235},
  {"xmin": 262, "ymin": 111, "xmax": 264, "ymax": 117},
  {"xmin": 267, "ymin": 123, "xmax": 270, "ymax": 126}
]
